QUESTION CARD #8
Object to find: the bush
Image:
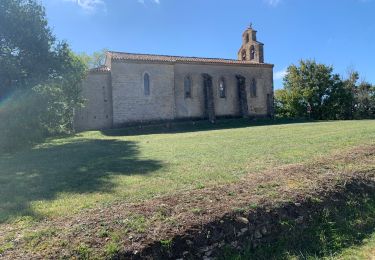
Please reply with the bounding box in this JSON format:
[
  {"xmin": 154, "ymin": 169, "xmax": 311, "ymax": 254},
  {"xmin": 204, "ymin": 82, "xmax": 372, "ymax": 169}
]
[{"xmin": 0, "ymin": 90, "xmax": 46, "ymax": 152}]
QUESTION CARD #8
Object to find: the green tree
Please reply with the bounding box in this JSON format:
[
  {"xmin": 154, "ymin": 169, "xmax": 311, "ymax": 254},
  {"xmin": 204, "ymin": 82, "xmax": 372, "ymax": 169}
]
[
  {"xmin": 29, "ymin": 43, "xmax": 87, "ymax": 133},
  {"xmin": 275, "ymin": 60, "xmax": 362, "ymax": 120},
  {"xmin": 274, "ymin": 89, "xmax": 302, "ymax": 118},
  {"xmin": 79, "ymin": 49, "xmax": 108, "ymax": 69},
  {"xmin": 321, "ymin": 72, "xmax": 355, "ymax": 120},
  {"xmin": 275, "ymin": 61, "xmax": 375, "ymax": 120},
  {"xmin": 354, "ymin": 81, "xmax": 375, "ymax": 119},
  {"xmin": 0, "ymin": 0, "xmax": 56, "ymax": 96},
  {"xmin": 0, "ymin": 0, "xmax": 87, "ymax": 152}
]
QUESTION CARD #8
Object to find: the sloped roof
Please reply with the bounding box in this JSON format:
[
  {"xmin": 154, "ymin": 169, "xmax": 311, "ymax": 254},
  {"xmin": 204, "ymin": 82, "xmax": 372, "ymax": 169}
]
[{"xmin": 108, "ymin": 51, "xmax": 273, "ymax": 67}]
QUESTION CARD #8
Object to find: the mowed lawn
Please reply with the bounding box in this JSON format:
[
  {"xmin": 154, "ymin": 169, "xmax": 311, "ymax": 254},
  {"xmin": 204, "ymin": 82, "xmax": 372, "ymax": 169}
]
[{"xmin": 1, "ymin": 120, "xmax": 375, "ymax": 225}]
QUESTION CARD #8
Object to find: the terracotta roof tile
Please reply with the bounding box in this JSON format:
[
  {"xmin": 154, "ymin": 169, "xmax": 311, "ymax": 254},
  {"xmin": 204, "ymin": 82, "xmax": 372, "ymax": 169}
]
[{"xmin": 108, "ymin": 51, "xmax": 273, "ymax": 67}]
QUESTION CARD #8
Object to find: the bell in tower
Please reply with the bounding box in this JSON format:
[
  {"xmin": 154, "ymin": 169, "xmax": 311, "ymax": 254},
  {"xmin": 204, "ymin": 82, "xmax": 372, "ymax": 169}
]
[{"xmin": 238, "ymin": 24, "xmax": 264, "ymax": 63}]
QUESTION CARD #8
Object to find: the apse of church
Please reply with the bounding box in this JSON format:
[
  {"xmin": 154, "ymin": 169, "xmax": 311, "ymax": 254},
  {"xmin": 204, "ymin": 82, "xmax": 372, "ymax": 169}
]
[{"xmin": 74, "ymin": 26, "xmax": 274, "ymax": 131}]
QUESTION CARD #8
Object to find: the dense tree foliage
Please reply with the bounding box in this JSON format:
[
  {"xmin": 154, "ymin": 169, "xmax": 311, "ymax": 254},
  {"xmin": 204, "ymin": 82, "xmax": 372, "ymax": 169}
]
[
  {"xmin": 79, "ymin": 49, "xmax": 108, "ymax": 69},
  {"xmin": 353, "ymin": 81, "xmax": 375, "ymax": 119},
  {"xmin": 0, "ymin": 0, "xmax": 87, "ymax": 152},
  {"xmin": 275, "ymin": 60, "xmax": 375, "ymax": 120},
  {"xmin": 1, "ymin": 0, "xmax": 53, "ymax": 95}
]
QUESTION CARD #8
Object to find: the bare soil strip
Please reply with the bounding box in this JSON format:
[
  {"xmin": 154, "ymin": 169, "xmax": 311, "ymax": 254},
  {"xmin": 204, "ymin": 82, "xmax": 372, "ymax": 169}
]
[{"xmin": 1, "ymin": 145, "xmax": 375, "ymax": 259}]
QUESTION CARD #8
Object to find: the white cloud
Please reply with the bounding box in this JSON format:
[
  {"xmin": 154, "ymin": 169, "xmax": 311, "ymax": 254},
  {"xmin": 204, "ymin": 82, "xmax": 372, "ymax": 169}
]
[
  {"xmin": 264, "ymin": 0, "xmax": 282, "ymax": 7},
  {"xmin": 64, "ymin": 0, "xmax": 105, "ymax": 11},
  {"xmin": 61, "ymin": 0, "xmax": 160, "ymax": 12},
  {"xmin": 138, "ymin": 0, "xmax": 160, "ymax": 5},
  {"xmin": 274, "ymin": 69, "xmax": 287, "ymax": 80}
]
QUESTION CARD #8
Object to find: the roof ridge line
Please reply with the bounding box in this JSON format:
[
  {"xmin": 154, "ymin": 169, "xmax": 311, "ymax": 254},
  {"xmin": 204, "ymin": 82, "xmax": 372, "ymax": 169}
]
[{"xmin": 108, "ymin": 51, "xmax": 241, "ymax": 62}]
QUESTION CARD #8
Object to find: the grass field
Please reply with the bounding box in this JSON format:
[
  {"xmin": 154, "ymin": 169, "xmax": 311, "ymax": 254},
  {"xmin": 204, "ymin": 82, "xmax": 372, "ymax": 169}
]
[
  {"xmin": 1, "ymin": 119, "xmax": 375, "ymax": 258},
  {"xmin": 1, "ymin": 119, "xmax": 375, "ymax": 224}
]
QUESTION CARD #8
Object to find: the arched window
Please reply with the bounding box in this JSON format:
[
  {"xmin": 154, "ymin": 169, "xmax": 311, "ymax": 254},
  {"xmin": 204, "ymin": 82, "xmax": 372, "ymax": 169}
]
[
  {"xmin": 144, "ymin": 73, "xmax": 150, "ymax": 96},
  {"xmin": 219, "ymin": 77, "xmax": 226, "ymax": 98},
  {"xmin": 241, "ymin": 50, "xmax": 246, "ymax": 61},
  {"xmin": 184, "ymin": 75, "xmax": 192, "ymax": 98},
  {"xmin": 250, "ymin": 78, "xmax": 257, "ymax": 97},
  {"xmin": 250, "ymin": 45, "xmax": 255, "ymax": 60},
  {"xmin": 246, "ymin": 34, "xmax": 249, "ymax": 43}
]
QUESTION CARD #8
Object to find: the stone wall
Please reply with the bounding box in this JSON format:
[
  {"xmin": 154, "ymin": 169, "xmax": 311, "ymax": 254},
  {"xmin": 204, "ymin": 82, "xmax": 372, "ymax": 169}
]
[
  {"xmin": 111, "ymin": 60, "xmax": 175, "ymax": 126},
  {"xmin": 74, "ymin": 71, "xmax": 112, "ymax": 131},
  {"xmin": 174, "ymin": 63, "xmax": 273, "ymax": 119},
  {"xmin": 74, "ymin": 60, "xmax": 273, "ymax": 131}
]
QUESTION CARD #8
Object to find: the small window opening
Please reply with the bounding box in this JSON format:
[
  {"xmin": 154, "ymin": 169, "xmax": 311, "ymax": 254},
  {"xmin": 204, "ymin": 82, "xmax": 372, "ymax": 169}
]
[
  {"xmin": 144, "ymin": 73, "xmax": 150, "ymax": 96},
  {"xmin": 184, "ymin": 75, "xmax": 192, "ymax": 98},
  {"xmin": 241, "ymin": 50, "xmax": 246, "ymax": 61},
  {"xmin": 250, "ymin": 78, "xmax": 257, "ymax": 97},
  {"xmin": 250, "ymin": 45, "xmax": 255, "ymax": 60},
  {"xmin": 219, "ymin": 78, "xmax": 226, "ymax": 98}
]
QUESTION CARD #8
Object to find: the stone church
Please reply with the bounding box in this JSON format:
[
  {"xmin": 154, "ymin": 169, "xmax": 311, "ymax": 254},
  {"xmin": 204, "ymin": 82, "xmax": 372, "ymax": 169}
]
[{"xmin": 74, "ymin": 26, "xmax": 274, "ymax": 131}]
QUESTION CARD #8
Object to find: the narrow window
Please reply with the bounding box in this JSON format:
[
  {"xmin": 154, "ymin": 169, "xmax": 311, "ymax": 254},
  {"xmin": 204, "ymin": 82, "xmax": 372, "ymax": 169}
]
[
  {"xmin": 246, "ymin": 34, "xmax": 249, "ymax": 43},
  {"xmin": 250, "ymin": 45, "xmax": 255, "ymax": 60},
  {"xmin": 184, "ymin": 75, "xmax": 192, "ymax": 98},
  {"xmin": 144, "ymin": 73, "xmax": 150, "ymax": 96},
  {"xmin": 219, "ymin": 78, "xmax": 226, "ymax": 98},
  {"xmin": 241, "ymin": 50, "xmax": 246, "ymax": 61},
  {"xmin": 251, "ymin": 78, "xmax": 257, "ymax": 97}
]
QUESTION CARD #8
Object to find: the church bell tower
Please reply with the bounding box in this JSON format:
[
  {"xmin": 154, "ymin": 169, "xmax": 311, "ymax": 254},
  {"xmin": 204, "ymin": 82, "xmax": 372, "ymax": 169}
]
[{"xmin": 238, "ymin": 25, "xmax": 264, "ymax": 63}]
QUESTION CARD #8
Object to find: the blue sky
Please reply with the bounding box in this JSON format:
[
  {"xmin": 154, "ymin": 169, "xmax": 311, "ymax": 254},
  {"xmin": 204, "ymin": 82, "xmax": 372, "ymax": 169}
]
[{"xmin": 41, "ymin": 0, "xmax": 374, "ymax": 89}]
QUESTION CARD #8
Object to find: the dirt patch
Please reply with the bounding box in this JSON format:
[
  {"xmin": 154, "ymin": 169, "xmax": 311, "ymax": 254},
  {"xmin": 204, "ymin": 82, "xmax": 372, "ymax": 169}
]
[{"xmin": 1, "ymin": 145, "xmax": 375, "ymax": 259}]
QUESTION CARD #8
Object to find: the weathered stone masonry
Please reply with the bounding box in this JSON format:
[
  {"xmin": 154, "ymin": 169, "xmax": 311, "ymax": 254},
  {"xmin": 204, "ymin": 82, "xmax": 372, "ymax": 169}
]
[{"xmin": 74, "ymin": 26, "xmax": 274, "ymax": 131}]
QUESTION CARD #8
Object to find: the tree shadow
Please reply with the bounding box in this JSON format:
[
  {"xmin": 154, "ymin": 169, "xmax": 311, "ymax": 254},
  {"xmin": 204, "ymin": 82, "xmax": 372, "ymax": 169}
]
[
  {"xmin": 101, "ymin": 118, "xmax": 313, "ymax": 137},
  {"xmin": 0, "ymin": 139, "xmax": 163, "ymax": 223}
]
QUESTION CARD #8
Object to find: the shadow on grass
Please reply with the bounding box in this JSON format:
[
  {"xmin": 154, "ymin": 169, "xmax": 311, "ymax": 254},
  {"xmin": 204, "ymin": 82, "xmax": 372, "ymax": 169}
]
[
  {"xmin": 0, "ymin": 139, "xmax": 163, "ymax": 223},
  {"xmin": 221, "ymin": 182, "xmax": 375, "ymax": 260},
  {"xmin": 101, "ymin": 118, "xmax": 313, "ymax": 137}
]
